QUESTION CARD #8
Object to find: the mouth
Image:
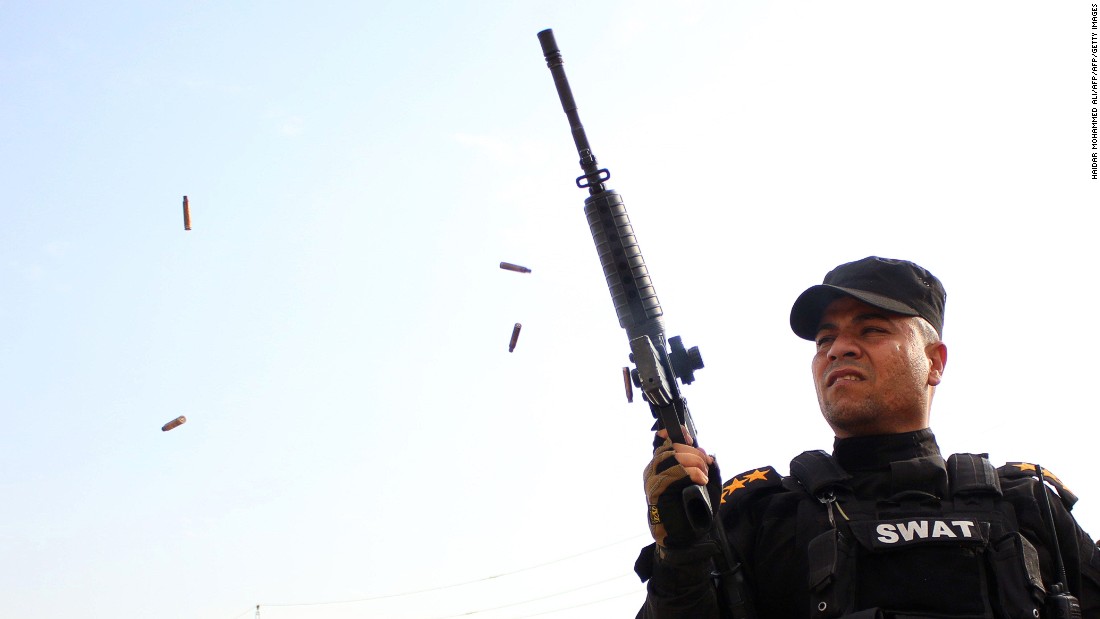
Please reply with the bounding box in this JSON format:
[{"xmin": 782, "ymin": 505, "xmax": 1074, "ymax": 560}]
[{"xmin": 826, "ymin": 369, "xmax": 865, "ymax": 387}]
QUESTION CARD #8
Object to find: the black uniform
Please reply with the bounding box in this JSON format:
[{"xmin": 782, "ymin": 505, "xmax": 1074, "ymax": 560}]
[{"xmin": 636, "ymin": 430, "xmax": 1100, "ymax": 619}]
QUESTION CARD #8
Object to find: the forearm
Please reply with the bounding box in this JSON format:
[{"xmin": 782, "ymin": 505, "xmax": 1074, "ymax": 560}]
[
  {"xmin": 1069, "ymin": 526, "xmax": 1100, "ymax": 618},
  {"xmin": 635, "ymin": 543, "xmax": 722, "ymax": 619}
]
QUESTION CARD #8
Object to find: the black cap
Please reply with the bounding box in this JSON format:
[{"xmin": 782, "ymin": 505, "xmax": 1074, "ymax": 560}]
[{"xmin": 790, "ymin": 257, "xmax": 946, "ymax": 341}]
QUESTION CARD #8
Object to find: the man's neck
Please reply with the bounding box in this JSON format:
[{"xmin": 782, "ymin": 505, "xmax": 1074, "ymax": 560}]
[{"xmin": 832, "ymin": 428, "xmax": 939, "ymax": 471}]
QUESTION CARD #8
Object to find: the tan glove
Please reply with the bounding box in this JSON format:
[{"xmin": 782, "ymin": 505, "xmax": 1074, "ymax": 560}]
[{"xmin": 643, "ymin": 435, "xmax": 720, "ymax": 548}]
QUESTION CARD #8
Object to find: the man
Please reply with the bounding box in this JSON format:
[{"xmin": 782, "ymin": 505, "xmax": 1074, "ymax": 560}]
[{"xmin": 636, "ymin": 256, "xmax": 1100, "ymax": 619}]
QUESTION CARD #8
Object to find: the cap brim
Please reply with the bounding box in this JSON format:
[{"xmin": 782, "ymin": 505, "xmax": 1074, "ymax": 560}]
[{"xmin": 789, "ymin": 285, "xmax": 921, "ymax": 341}]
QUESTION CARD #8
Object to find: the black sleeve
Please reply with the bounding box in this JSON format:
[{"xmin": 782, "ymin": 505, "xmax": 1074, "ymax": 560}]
[
  {"xmin": 1018, "ymin": 480, "xmax": 1100, "ymax": 617},
  {"xmin": 1053, "ymin": 499, "xmax": 1100, "ymax": 617},
  {"xmin": 634, "ymin": 542, "xmax": 722, "ymax": 619},
  {"xmin": 1072, "ymin": 527, "xmax": 1100, "ymax": 618}
]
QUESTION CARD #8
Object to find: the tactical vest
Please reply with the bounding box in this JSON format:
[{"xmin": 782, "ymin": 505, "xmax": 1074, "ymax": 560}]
[{"xmin": 788, "ymin": 450, "xmax": 1047, "ymax": 619}]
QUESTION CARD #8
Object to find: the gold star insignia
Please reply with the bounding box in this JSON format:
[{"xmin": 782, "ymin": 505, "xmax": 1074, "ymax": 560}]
[
  {"xmin": 720, "ymin": 478, "xmax": 746, "ymax": 503},
  {"xmin": 1013, "ymin": 463, "xmax": 1036, "ymax": 472},
  {"xmin": 742, "ymin": 469, "xmax": 770, "ymax": 483},
  {"xmin": 1038, "ymin": 468, "xmax": 1073, "ymax": 494}
]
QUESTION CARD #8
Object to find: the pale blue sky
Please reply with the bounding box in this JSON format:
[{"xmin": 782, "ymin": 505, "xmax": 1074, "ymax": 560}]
[{"xmin": 2, "ymin": 2, "xmax": 1097, "ymax": 618}]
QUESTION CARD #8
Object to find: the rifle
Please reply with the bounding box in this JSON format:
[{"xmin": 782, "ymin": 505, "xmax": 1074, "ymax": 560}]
[{"xmin": 536, "ymin": 29, "xmax": 755, "ymax": 619}]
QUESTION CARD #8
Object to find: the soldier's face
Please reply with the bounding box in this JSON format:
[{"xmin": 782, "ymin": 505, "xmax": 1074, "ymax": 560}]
[{"xmin": 810, "ymin": 297, "xmax": 944, "ymax": 438}]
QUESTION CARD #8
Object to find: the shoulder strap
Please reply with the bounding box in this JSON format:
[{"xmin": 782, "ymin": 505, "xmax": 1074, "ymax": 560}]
[
  {"xmin": 947, "ymin": 453, "xmax": 1002, "ymax": 496},
  {"xmin": 790, "ymin": 450, "xmax": 851, "ymax": 497}
]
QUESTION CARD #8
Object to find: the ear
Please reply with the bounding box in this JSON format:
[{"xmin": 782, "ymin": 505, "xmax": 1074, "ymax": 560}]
[{"xmin": 926, "ymin": 341, "xmax": 947, "ymax": 386}]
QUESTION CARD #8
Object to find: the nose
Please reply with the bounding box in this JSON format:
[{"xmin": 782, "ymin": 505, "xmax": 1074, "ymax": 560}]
[{"xmin": 826, "ymin": 332, "xmax": 861, "ymax": 361}]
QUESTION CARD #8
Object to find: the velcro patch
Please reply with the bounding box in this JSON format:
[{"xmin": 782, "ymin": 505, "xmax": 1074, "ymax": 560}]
[{"xmin": 852, "ymin": 518, "xmax": 991, "ymax": 550}]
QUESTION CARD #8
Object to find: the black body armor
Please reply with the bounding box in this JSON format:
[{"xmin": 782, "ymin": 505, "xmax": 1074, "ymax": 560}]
[{"xmin": 791, "ymin": 450, "xmax": 1045, "ymax": 619}]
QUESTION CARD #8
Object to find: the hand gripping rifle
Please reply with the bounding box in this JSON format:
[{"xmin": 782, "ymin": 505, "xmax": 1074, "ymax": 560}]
[{"xmin": 537, "ymin": 29, "xmax": 755, "ymax": 619}]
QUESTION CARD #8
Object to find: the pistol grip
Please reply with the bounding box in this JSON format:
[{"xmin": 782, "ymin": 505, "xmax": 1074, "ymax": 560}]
[{"xmin": 683, "ymin": 484, "xmax": 714, "ymax": 535}]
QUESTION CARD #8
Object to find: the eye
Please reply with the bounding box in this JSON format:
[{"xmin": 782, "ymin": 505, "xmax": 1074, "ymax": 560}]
[{"xmin": 815, "ymin": 335, "xmax": 834, "ymax": 348}]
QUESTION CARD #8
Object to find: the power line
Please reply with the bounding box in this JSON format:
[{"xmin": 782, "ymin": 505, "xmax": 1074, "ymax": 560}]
[
  {"xmin": 259, "ymin": 533, "xmax": 647, "ymax": 608},
  {"xmin": 425, "ymin": 574, "xmax": 636, "ymax": 619},
  {"xmin": 510, "ymin": 588, "xmax": 644, "ymax": 618}
]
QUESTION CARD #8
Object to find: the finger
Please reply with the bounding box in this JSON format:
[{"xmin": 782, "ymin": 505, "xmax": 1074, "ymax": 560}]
[
  {"xmin": 651, "ymin": 457, "xmax": 710, "ymax": 487},
  {"xmin": 656, "ymin": 425, "xmax": 695, "ymax": 446},
  {"xmin": 684, "ymin": 466, "xmax": 710, "ymax": 485},
  {"xmin": 672, "ymin": 451, "xmax": 710, "ymax": 473},
  {"xmin": 671, "ymin": 442, "xmax": 714, "ymax": 466}
]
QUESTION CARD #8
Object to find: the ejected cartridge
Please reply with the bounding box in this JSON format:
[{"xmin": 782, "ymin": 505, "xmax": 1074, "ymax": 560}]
[
  {"xmin": 162, "ymin": 416, "xmax": 187, "ymax": 432},
  {"xmin": 509, "ymin": 323, "xmax": 522, "ymax": 352},
  {"xmin": 499, "ymin": 261, "xmax": 532, "ymax": 274},
  {"xmin": 183, "ymin": 196, "xmax": 192, "ymax": 231},
  {"xmin": 623, "ymin": 367, "xmax": 634, "ymax": 403}
]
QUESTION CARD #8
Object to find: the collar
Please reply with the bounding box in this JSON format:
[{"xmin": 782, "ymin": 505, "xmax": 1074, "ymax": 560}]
[{"xmin": 832, "ymin": 428, "xmax": 941, "ymax": 472}]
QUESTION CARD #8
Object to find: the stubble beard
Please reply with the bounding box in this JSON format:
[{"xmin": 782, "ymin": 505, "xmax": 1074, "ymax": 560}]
[
  {"xmin": 820, "ymin": 395, "xmax": 885, "ymax": 437},
  {"xmin": 819, "ymin": 386, "xmax": 929, "ymax": 437}
]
